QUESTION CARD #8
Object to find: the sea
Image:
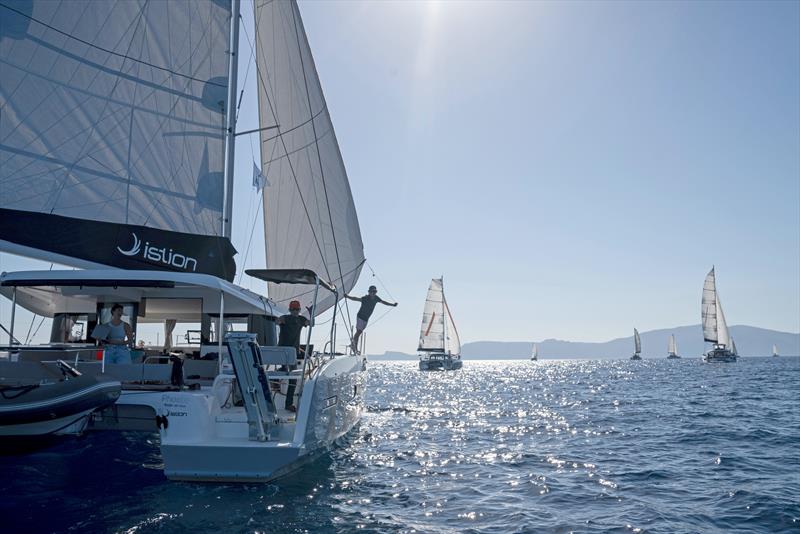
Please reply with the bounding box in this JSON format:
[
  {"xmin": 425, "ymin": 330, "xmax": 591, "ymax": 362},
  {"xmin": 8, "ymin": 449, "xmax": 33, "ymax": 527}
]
[{"xmin": 1, "ymin": 357, "xmax": 798, "ymax": 533}]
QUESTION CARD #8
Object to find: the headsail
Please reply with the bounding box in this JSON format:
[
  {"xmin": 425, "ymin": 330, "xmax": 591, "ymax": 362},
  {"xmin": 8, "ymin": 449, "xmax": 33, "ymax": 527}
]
[
  {"xmin": 729, "ymin": 336, "xmax": 738, "ymax": 356},
  {"xmin": 668, "ymin": 334, "xmax": 677, "ymax": 356},
  {"xmin": 418, "ymin": 278, "xmax": 445, "ymax": 352},
  {"xmin": 702, "ymin": 267, "xmax": 719, "ymax": 343},
  {"xmin": 0, "ymin": 0, "xmax": 237, "ymax": 279},
  {"xmin": 443, "ymin": 292, "xmax": 460, "ymax": 355},
  {"xmin": 634, "ymin": 328, "xmax": 641, "ymax": 354},
  {"xmin": 253, "ymin": 0, "xmax": 364, "ymax": 315},
  {"xmin": 715, "ymin": 292, "xmax": 730, "ymax": 348}
]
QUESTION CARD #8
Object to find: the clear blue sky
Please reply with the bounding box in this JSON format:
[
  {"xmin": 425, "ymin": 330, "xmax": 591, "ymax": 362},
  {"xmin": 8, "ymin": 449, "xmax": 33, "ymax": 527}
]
[{"xmin": 1, "ymin": 0, "xmax": 798, "ymax": 354}]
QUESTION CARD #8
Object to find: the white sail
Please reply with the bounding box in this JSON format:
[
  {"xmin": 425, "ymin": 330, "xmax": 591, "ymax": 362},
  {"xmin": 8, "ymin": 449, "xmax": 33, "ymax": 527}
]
[
  {"xmin": 715, "ymin": 293, "xmax": 730, "ymax": 348},
  {"xmin": 634, "ymin": 328, "xmax": 641, "ymax": 354},
  {"xmin": 702, "ymin": 268, "xmax": 719, "ymax": 343},
  {"xmin": 254, "ymin": 0, "xmax": 364, "ymax": 315},
  {"xmin": 773, "ymin": 344, "xmax": 778, "ymax": 356},
  {"xmin": 668, "ymin": 334, "xmax": 677, "ymax": 356},
  {"xmin": 0, "ymin": 0, "xmax": 232, "ymax": 237},
  {"xmin": 531, "ymin": 343, "xmax": 539, "ymax": 360},
  {"xmin": 729, "ymin": 336, "xmax": 738, "ymax": 356},
  {"xmin": 443, "ymin": 293, "xmax": 460, "ymax": 355},
  {"xmin": 418, "ymin": 278, "xmax": 445, "ymax": 351}
]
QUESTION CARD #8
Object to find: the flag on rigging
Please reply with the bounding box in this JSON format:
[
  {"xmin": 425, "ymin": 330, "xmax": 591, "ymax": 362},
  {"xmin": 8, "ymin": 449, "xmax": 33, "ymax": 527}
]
[{"xmin": 252, "ymin": 162, "xmax": 269, "ymax": 191}]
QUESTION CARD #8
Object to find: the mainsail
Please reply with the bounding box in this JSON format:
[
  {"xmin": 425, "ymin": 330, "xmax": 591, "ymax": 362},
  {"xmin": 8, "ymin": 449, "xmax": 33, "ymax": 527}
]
[
  {"xmin": 634, "ymin": 328, "xmax": 641, "ymax": 354},
  {"xmin": 668, "ymin": 334, "xmax": 677, "ymax": 356},
  {"xmin": 531, "ymin": 343, "xmax": 539, "ymax": 360},
  {"xmin": 418, "ymin": 278, "xmax": 445, "ymax": 352},
  {"xmin": 253, "ymin": 0, "xmax": 364, "ymax": 315},
  {"xmin": 702, "ymin": 268, "xmax": 719, "ymax": 343},
  {"xmin": 418, "ymin": 277, "xmax": 459, "ymax": 354},
  {"xmin": 0, "ymin": 0, "xmax": 238, "ymax": 279},
  {"xmin": 773, "ymin": 344, "xmax": 778, "ymax": 357}
]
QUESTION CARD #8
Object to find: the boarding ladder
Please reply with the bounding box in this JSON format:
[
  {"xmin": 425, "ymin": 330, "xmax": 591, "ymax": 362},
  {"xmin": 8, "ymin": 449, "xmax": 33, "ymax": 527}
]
[{"xmin": 225, "ymin": 333, "xmax": 277, "ymax": 441}]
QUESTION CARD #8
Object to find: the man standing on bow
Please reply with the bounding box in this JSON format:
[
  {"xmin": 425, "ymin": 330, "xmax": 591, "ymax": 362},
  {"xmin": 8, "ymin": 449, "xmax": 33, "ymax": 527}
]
[{"xmin": 345, "ymin": 285, "xmax": 397, "ymax": 354}]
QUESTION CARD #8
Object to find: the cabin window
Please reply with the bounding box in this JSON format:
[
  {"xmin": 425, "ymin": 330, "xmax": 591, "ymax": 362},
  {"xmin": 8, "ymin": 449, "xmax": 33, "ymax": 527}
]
[
  {"xmin": 202, "ymin": 314, "xmax": 276, "ymax": 346},
  {"xmin": 49, "ymin": 313, "xmax": 96, "ymax": 343}
]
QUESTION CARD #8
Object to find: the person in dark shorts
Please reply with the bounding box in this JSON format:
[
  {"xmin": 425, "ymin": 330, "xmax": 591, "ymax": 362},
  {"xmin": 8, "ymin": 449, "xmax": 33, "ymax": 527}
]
[
  {"xmin": 276, "ymin": 300, "xmax": 312, "ymax": 412},
  {"xmin": 345, "ymin": 285, "xmax": 397, "ymax": 354}
]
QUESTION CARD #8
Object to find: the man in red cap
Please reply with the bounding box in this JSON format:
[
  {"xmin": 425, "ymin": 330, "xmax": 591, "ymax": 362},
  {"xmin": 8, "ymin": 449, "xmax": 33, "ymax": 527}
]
[
  {"xmin": 276, "ymin": 300, "xmax": 312, "ymax": 412},
  {"xmin": 345, "ymin": 285, "xmax": 397, "ymax": 354}
]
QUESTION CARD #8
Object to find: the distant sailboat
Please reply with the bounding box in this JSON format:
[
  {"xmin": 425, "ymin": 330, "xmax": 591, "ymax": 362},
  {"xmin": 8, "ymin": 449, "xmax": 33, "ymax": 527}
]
[
  {"xmin": 702, "ymin": 267, "xmax": 737, "ymax": 362},
  {"xmin": 667, "ymin": 334, "xmax": 681, "ymax": 359},
  {"xmin": 418, "ymin": 278, "xmax": 462, "ymax": 371},
  {"xmin": 631, "ymin": 328, "xmax": 642, "ymax": 360},
  {"xmin": 773, "ymin": 344, "xmax": 779, "ymax": 357},
  {"xmin": 531, "ymin": 343, "xmax": 539, "ymax": 361}
]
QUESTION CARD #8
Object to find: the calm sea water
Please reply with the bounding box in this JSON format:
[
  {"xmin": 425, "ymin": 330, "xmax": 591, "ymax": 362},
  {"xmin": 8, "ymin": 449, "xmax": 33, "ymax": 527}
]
[{"xmin": 1, "ymin": 357, "xmax": 798, "ymax": 533}]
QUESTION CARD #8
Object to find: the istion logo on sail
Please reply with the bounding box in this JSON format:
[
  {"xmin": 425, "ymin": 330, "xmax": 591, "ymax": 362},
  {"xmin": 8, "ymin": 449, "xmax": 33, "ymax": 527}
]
[{"xmin": 116, "ymin": 232, "xmax": 198, "ymax": 272}]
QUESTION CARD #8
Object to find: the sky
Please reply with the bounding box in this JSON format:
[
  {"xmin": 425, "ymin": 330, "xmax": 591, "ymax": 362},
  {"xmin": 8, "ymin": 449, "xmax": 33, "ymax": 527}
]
[{"xmin": 1, "ymin": 0, "xmax": 798, "ymax": 354}]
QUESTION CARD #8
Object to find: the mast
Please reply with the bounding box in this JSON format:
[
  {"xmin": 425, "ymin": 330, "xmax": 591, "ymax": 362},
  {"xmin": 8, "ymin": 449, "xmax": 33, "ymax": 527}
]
[
  {"xmin": 222, "ymin": 0, "xmax": 241, "ymax": 239},
  {"xmin": 441, "ymin": 276, "xmax": 447, "ymax": 353}
]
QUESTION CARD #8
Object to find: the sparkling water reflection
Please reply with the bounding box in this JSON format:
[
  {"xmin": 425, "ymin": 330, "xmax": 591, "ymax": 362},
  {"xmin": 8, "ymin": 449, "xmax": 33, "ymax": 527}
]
[{"xmin": 0, "ymin": 358, "xmax": 798, "ymax": 533}]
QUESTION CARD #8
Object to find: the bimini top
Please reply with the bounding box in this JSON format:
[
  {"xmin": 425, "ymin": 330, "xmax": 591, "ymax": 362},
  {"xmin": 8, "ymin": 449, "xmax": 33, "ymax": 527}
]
[
  {"xmin": 245, "ymin": 269, "xmax": 336, "ymax": 293},
  {"xmin": 0, "ymin": 269, "xmax": 287, "ymax": 319}
]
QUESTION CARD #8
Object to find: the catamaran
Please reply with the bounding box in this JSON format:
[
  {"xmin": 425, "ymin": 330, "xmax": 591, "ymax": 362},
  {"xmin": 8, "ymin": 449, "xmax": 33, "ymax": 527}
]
[
  {"xmin": 531, "ymin": 343, "xmax": 539, "ymax": 361},
  {"xmin": 418, "ymin": 278, "xmax": 462, "ymax": 371},
  {"xmin": 0, "ymin": 0, "xmax": 368, "ymax": 480},
  {"xmin": 702, "ymin": 267, "xmax": 737, "ymax": 362},
  {"xmin": 667, "ymin": 334, "xmax": 680, "ymax": 359},
  {"xmin": 630, "ymin": 328, "xmax": 642, "ymax": 360},
  {"xmin": 773, "ymin": 344, "xmax": 779, "ymax": 357}
]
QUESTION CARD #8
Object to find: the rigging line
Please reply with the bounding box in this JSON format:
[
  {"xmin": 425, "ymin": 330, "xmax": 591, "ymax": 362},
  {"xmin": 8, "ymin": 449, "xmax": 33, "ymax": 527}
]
[
  {"xmin": 0, "ymin": 2, "xmax": 227, "ymax": 88},
  {"xmin": 290, "ymin": 2, "xmax": 354, "ymax": 334},
  {"xmin": 246, "ymin": 6, "xmax": 334, "ymax": 293},
  {"xmin": 236, "ymin": 190, "xmax": 264, "ymax": 285},
  {"xmin": 23, "ymin": 313, "xmax": 36, "ymax": 345},
  {"xmin": 365, "ymin": 260, "xmax": 396, "ymax": 302}
]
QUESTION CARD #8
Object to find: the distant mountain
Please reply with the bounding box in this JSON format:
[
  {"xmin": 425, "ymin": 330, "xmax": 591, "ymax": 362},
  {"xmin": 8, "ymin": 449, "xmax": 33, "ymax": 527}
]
[
  {"xmin": 369, "ymin": 351, "xmax": 417, "ymax": 361},
  {"xmin": 369, "ymin": 325, "xmax": 800, "ymax": 360}
]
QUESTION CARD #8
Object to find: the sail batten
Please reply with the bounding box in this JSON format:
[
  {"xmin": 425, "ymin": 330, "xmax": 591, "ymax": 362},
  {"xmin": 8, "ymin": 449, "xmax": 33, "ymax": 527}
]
[{"xmin": 254, "ymin": 0, "xmax": 364, "ymax": 315}]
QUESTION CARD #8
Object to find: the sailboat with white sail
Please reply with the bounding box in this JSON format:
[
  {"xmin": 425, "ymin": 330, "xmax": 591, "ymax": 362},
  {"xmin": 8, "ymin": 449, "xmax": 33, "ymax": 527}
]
[
  {"xmin": 773, "ymin": 344, "xmax": 779, "ymax": 357},
  {"xmin": 667, "ymin": 334, "xmax": 680, "ymax": 359},
  {"xmin": 702, "ymin": 267, "xmax": 737, "ymax": 362},
  {"xmin": 0, "ymin": 0, "xmax": 368, "ymax": 479},
  {"xmin": 531, "ymin": 343, "xmax": 539, "ymax": 361},
  {"xmin": 418, "ymin": 278, "xmax": 462, "ymax": 371},
  {"xmin": 630, "ymin": 328, "xmax": 642, "ymax": 360}
]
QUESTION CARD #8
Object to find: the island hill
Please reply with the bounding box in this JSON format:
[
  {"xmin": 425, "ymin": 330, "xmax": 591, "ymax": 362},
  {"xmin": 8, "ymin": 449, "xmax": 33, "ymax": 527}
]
[{"xmin": 371, "ymin": 325, "xmax": 800, "ymax": 360}]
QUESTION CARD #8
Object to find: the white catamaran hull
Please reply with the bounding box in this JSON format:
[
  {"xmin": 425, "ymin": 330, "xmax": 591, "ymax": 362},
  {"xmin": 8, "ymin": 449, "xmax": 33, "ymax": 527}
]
[
  {"xmin": 158, "ymin": 355, "xmax": 366, "ymax": 482},
  {"xmin": 704, "ymin": 348, "xmax": 737, "ymax": 363},
  {"xmin": 419, "ymin": 354, "xmax": 462, "ymax": 371}
]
